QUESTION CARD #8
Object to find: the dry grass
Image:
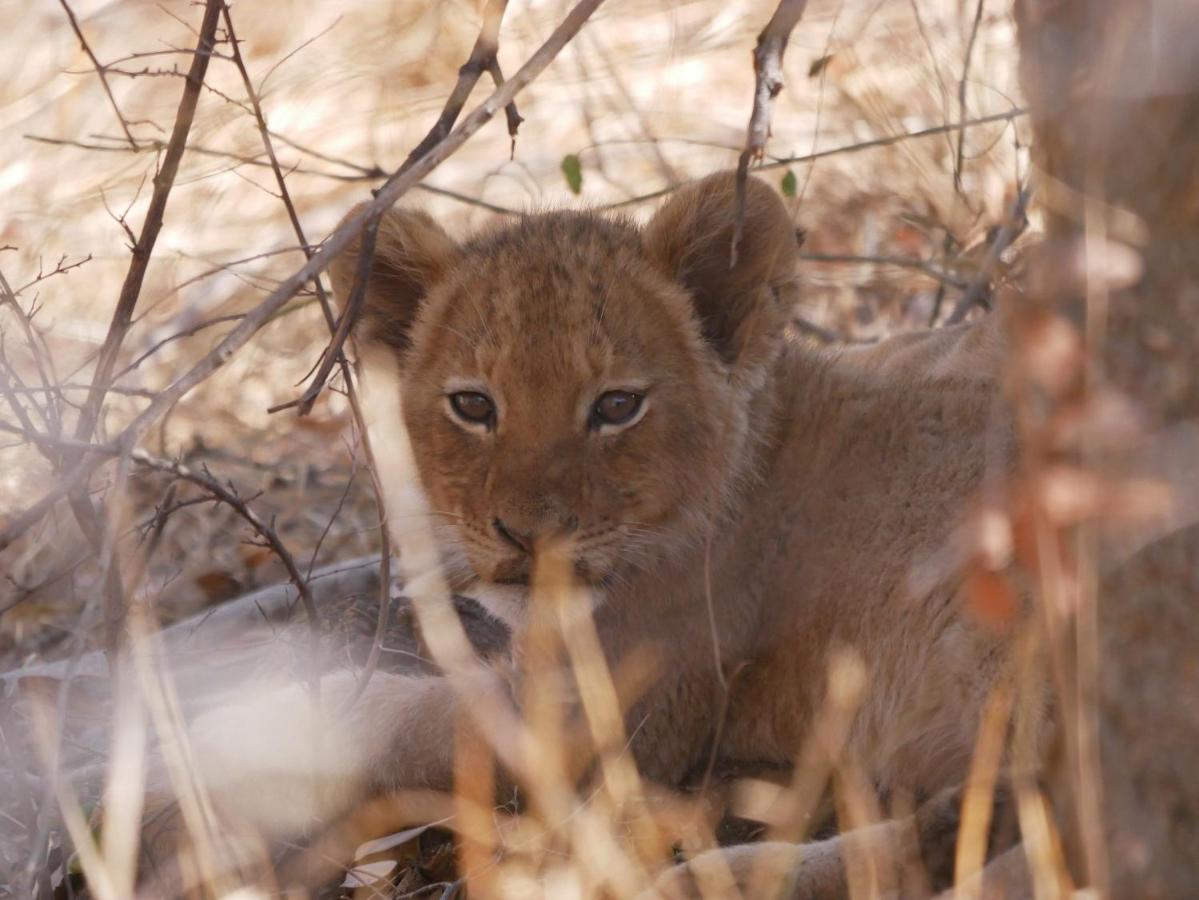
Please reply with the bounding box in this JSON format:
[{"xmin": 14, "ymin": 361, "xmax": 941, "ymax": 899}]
[{"xmin": 0, "ymin": 0, "xmax": 1042, "ymax": 896}]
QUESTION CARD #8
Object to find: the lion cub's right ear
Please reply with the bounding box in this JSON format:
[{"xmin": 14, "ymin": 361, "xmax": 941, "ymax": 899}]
[{"xmin": 328, "ymin": 204, "xmax": 459, "ymax": 352}]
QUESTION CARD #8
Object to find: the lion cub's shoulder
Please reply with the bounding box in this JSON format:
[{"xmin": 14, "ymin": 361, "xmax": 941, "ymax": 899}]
[{"xmin": 839, "ymin": 309, "xmax": 1007, "ymax": 386}]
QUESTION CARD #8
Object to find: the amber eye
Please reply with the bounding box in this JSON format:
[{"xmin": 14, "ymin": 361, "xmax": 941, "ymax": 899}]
[
  {"xmin": 591, "ymin": 390, "xmax": 643, "ymax": 429},
  {"xmin": 449, "ymin": 391, "xmax": 496, "ymax": 427}
]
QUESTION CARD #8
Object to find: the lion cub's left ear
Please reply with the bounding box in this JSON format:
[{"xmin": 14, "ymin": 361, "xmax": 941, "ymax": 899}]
[
  {"xmin": 329, "ymin": 204, "xmax": 459, "ymax": 353},
  {"xmin": 644, "ymin": 172, "xmax": 799, "ymax": 366}
]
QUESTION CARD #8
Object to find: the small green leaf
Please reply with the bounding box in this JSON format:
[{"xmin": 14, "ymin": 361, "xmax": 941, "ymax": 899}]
[
  {"xmin": 781, "ymin": 169, "xmax": 798, "ymax": 198},
  {"xmin": 561, "ymin": 154, "xmax": 583, "ymax": 195}
]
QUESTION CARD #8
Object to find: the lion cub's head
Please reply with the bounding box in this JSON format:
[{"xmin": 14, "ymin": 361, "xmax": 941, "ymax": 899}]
[{"xmin": 331, "ymin": 173, "xmax": 799, "ymax": 590}]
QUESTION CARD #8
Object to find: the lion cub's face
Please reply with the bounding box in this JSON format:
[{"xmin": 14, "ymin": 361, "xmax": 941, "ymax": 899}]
[{"xmin": 332, "ymin": 174, "xmax": 799, "ymax": 590}]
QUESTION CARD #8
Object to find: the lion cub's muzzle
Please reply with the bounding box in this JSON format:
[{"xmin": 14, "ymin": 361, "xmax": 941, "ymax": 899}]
[{"xmin": 484, "ymin": 516, "xmax": 610, "ymax": 588}]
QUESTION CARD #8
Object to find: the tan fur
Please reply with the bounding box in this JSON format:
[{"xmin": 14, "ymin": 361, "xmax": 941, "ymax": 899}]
[{"xmin": 227, "ymin": 172, "xmax": 1029, "ymax": 893}]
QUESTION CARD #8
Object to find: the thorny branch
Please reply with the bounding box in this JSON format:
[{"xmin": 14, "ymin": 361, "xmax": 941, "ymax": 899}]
[
  {"xmin": 0, "ymin": 0, "xmax": 609, "ymax": 552},
  {"xmin": 800, "ymin": 252, "xmax": 969, "ymax": 290},
  {"xmin": 945, "ymin": 183, "xmax": 1030, "ymax": 325},
  {"xmin": 58, "ymin": 0, "xmax": 140, "ymax": 149},
  {"xmin": 0, "ymin": 419, "xmax": 321, "ymax": 643},
  {"xmin": 733, "ymin": 0, "xmax": 810, "ymax": 265}
]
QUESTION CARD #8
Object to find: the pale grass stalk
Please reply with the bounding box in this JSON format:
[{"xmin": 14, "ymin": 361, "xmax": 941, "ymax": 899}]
[
  {"xmin": 356, "ymin": 347, "xmax": 528, "ymax": 775},
  {"xmin": 521, "ymin": 550, "xmax": 574, "ymax": 829},
  {"xmin": 569, "ymin": 808, "xmax": 648, "ymax": 898},
  {"xmin": 544, "ymin": 549, "xmax": 642, "ymax": 818},
  {"xmin": 1012, "ymin": 629, "xmax": 1068, "ymax": 900},
  {"xmin": 55, "ymin": 784, "xmax": 118, "ymax": 900},
  {"xmin": 743, "ymin": 649, "xmax": 868, "ymax": 897},
  {"xmin": 534, "ymin": 547, "xmax": 660, "ymax": 895},
  {"xmin": 115, "ymin": 465, "xmax": 248, "ymax": 892},
  {"xmin": 1075, "ymin": 190, "xmax": 1111, "ymax": 894},
  {"xmin": 953, "ymin": 659, "xmax": 1016, "ymax": 895},
  {"xmin": 832, "ymin": 759, "xmax": 887, "ymax": 899},
  {"xmin": 132, "ymin": 611, "xmax": 244, "ymax": 894},
  {"xmin": 753, "ymin": 649, "xmax": 867, "ymax": 839},
  {"xmin": 683, "ymin": 847, "xmax": 744, "ymax": 900},
  {"xmin": 24, "ymin": 696, "xmax": 118, "ymax": 900},
  {"xmin": 95, "ymin": 468, "xmax": 145, "ymax": 897},
  {"xmin": 98, "ymin": 669, "xmax": 147, "ymax": 898},
  {"xmin": 453, "ymin": 709, "xmax": 500, "ymax": 891},
  {"xmin": 1014, "ymin": 789, "xmax": 1067, "ymax": 900}
]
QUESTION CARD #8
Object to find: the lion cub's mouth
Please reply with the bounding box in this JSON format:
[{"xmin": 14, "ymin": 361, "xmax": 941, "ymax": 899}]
[
  {"xmin": 486, "ymin": 556, "xmax": 610, "ymax": 590},
  {"xmin": 492, "ymin": 571, "xmax": 530, "ymax": 586}
]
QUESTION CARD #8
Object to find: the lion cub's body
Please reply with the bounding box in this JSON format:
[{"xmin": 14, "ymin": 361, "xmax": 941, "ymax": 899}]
[
  {"xmin": 182, "ymin": 173, "xmax": 1023, "ymax": 894},
  {"xmin": 340, "ymin": 174, "xmax": 1015, "ymax": 802},
  {"xmin": 560, "ymin": 318, "xmax": 1014, "ymax": 803},
  {"xmin": 651, "ymin": 323, "xmax": 1011, "ymax": 793}
]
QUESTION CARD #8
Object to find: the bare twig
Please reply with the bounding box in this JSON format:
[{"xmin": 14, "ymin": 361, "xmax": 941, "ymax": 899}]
[
  {"xmin": 954, "ymin": 0, "xmax": 987, "ymax": 195},
  {"xmin": 395, "ymin": 0, "xmax": 522, "ymax": 174},
  {"xmin": 799, "ymin": 252, "xmax": 968, "ymax": 289},
  {"xmin": 133, "ymin": 453, "xmax": 322, "ymax": 634},
  {"xmin": 71, "ymin": 0, "xmax": 221, "ymax": 450},
  {"xmin": 0, "ymin": 269, "xmax": 63, "ymax": 438},
  {"xmin": 12, "ymin": 254, "xmax": 93, "ymax": 296},
  {"xmin": 733, "ymin": 0, "xmax": 810, "ymax": 265},
  {"xmin": 58, "ymin": 0, "xmax": 140, "ymax": 149},
  {"xmin": 945, "ymin": 184, "xmax": 1031, "ymax": 325},
  {"xmin": 0, "ymin": 0, "xmax": 608, "ymax": 551},
  {"xmin": 0, "ymin": 420, "xmax": 322, "ymax": 638},
  {"xmin": 602, "ymin": 108, "xmax": 1028, "ymax": 211},
  {"xmin": 25, "ymin": 134, "xmax": 521, "ymax": 213},
  {"xmin": 585, "ymin": 31, "xmax": 678, "ymax": 186},
  {"xmin": 209, "ymin": 3, "xmax": 399, "ymax": 704},
  {"xmin": 273, "ymin": 216, "xmax": 377, "ymax": 417}
]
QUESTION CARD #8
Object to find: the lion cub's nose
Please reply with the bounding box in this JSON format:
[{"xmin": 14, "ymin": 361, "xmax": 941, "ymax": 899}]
[{"xmin": 493, "ymin": 518, "xmax": 534, "ymax": 554}]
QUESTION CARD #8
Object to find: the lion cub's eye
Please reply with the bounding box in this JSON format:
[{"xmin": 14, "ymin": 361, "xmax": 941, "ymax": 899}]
[
  {"xmin": 449, "ymin": 391, "xmax": 496, "ymax": 427},
  {"xmin": 591, "ymin": 390, "xmax": 644, "ymax": 429}
]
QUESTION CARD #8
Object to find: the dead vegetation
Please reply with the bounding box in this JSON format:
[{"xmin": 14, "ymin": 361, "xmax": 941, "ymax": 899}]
[{"xmin": 0, "ymin": 0, "xmax": 1194, "ymax": 897}]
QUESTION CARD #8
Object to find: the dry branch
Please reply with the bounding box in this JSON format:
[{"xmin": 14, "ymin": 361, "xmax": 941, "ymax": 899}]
[
  {"xmin": 0, "ymin": 0, "xmax": 607, "ymax": 551},
  {"xmin": 71, "ymin": 0, "xmax": 221, "ymax": 453},
  {"xmin": 397, "ymin": 0, "xmax": 523, "ymax": 173},
  {"xmin": 58, "ymin": 0, "xmax": 140, "ymax": 149},
  {"xmin": 279, "ymin": 0, "xmax": 523, "ymax": 417},
  {"xmin": 954, "ymin": 0, "xmax": 987, "ymax": 194},
  {"xmin": 944, "ymin": 184, "xmax": 1029, "ymax": 325},
  {"xmin": 220, "ymin": 1, "xmax": 392, "ymax": 702},
  {"xmin": 733, "ymin": 0, "xmax": 809, "ymax": 264},
  {"xmin": 57, "ymin": 0, "xmax": 222, "ymax": 664}
]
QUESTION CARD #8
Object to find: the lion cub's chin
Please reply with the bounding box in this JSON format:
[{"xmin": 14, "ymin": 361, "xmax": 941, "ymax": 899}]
[{"xmin": 466, "ymin": 579, "xmax": 605, "ymax": 635}]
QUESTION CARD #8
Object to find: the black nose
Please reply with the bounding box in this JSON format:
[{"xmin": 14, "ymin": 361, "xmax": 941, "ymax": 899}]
[{"xmin": 493, "ymin": 518, "xmax": 533, "ymax": 554}]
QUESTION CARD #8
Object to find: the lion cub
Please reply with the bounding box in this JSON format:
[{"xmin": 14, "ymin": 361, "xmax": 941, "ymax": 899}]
[{"xmin": 185, "ymin": 172, "xmax": 1027, "ymax": 894}]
